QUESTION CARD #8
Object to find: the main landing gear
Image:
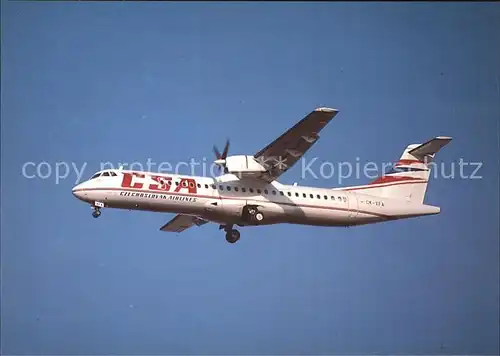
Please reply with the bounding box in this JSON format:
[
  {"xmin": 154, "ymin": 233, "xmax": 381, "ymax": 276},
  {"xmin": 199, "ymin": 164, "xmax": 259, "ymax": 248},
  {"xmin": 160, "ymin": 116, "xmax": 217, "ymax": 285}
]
[
  {"xmin": 245, "ymin": 206, "xmax": 264, "ymax": 224},
  {"xmin": 221, "ymin": 224, "xmax": 240, "ymax": 244},
  {"xmin": 221, "ymin": 206, "xmax": 265, "ymax": 244}
]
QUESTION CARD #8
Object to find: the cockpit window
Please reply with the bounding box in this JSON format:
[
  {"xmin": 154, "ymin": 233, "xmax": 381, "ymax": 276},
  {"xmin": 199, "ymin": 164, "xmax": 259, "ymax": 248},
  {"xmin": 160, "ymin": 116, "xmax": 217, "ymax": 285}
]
[{"xmin": 90, "ymin": 170, "xmax": 119, "ymax": 179}]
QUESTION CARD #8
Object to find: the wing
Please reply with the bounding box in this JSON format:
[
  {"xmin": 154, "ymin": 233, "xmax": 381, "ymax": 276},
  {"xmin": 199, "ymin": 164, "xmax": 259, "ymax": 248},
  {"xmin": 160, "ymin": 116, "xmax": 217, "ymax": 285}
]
[
  {"xmin": 254, "ymin": 107, "xmax": 339, "ymax": 182},
  {"xmin": 159, "ymin": 214, "xmax": 209, "ymax": 233}
]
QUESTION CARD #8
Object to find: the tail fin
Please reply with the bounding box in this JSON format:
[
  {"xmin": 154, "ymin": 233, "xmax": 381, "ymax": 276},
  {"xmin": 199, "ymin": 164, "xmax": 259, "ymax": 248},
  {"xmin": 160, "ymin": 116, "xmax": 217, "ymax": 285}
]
[{"xmin": 359, "ymin": 136, "xmax": 452, "ymax": 203}]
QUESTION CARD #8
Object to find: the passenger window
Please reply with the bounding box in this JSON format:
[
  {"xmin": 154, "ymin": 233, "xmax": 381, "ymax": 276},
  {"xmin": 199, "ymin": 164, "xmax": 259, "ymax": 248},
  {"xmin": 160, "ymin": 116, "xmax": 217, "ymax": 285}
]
[
  {"xmin": 242, "ymin": 187, "xmax": 246, "ymax": 193},
  {"xmin": 295, "ymin": 192, "xmax": 299, "ymax": 197},
  {"xmin": 175, "ymin": 181, "xmax": 179, "ymax": 186},
  {"xmin": 343, "ymin": 197, "xmax": 347, "ymax": 202},
  {"xmin": 310, "ymin": 194, "xmax": 314, "ymax": 198},
  {"xmin": 205, "ymin": 184, "xmax": 209, "ymax": 189},
  {"xmin": 211, "ymin": 184, "xmax": 216, "ymax": 189},
  {"xmin": 197, "ymin": 183, "xmax": 201, "ymax": 188},
  {"xmin": 264, "ymin": 189, "xmax": 268, "ymax": 194},
  {"xmin": 272, "ymin": 190, "xmax": 276, "ymax": 195},
  {"xmin": 257, "ymin": 189, "xmax": 261, "ymax": 194},
  {"xmin": 331, "ymin": 196, "xmax": 335, "ymax": 200},
  {"xmin": 324, "ymin": 195, "xmax": 328, "ymax": 200},
  {"xmin": 303, "ymin": 193, "xmax": 306, "ymax": 198},
  {"xmin": 249, "ymin": 188, "xmax": 254, "ymax": 193},
  {"xmin": 227, "ymin": 186, "xmax": 231, "ymax": 191},
  {"xmin": 317, "ymin": 194, "xmax": 321, "ymax": 199},
  {"xmin": 280, "ymin": 191, "xmax": 284, "ymax": 196},
  {"xmin": 287, "ymin": 192, "xmax": 291, "ymax": 196},
  {"xmin": 234, "ymin": 187, "xmax": 239, "ymax": 192},
  {"xmin": 219, "ymin": 185, "xmax": 223, "ymax": 190}
]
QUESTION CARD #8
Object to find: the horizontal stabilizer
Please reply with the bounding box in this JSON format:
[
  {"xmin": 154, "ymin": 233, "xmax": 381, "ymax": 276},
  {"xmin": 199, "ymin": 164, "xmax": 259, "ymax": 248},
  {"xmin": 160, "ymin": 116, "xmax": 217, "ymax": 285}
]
[{"xmin": 408, "ymin": 136, "xmax": 452, "ymax": 161}]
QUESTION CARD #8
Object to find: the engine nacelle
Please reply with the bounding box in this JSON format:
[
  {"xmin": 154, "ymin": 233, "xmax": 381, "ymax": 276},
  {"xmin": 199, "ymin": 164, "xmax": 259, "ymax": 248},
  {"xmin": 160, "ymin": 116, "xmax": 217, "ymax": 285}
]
[{"xmin": 224, "ymin": 155, "xmax": 267, "ymax": 177}]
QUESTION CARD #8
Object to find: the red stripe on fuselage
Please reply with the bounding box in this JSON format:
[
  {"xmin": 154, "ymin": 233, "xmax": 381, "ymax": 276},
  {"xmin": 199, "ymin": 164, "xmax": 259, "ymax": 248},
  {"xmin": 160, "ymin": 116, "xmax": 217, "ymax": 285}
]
[{"xmin": 73, "ymin": 186, "xmax": 392, "ymax": 219}]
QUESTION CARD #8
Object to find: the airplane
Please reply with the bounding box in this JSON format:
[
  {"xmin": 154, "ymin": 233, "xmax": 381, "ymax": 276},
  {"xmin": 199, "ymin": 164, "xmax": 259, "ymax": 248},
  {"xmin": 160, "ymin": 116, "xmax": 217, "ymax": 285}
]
[{"xmin": 72, "ymin": 107, "xmax": 452, "ymax": 244}]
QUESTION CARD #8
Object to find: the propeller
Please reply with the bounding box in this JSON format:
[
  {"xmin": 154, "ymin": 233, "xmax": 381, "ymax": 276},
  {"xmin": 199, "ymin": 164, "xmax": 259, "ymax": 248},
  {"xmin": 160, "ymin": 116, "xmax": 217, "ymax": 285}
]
[{"xmin": 213, "ymin": 139, "xmax": 230, "ymax": 174}]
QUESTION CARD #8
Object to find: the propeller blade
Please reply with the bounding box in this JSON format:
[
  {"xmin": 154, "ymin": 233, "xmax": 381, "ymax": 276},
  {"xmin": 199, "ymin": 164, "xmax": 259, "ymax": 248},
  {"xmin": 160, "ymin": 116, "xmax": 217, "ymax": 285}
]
[
  {"xmin": 213, "ymin": 138, "xmax": 230, "ymax": 175},
  {"xmin": 221, "ymin": 139, "xmax": 230, "ymax": 159},
  {"xmin": 213, "ymin": 145, "xmax": 222, "ymax": 159}
]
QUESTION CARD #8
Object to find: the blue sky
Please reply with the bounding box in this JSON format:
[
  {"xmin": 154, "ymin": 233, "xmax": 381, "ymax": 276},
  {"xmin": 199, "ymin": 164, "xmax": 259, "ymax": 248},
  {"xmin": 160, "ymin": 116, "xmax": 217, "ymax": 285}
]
[{"xmin": 1, "ymin": 2, "xmax": 499, "ymax": 355}]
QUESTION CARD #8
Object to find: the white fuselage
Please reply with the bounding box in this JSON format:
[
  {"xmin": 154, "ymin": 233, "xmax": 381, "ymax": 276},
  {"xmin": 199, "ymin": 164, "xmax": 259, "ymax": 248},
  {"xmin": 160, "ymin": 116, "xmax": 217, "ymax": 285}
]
[{"xmin": 72, "ymin": 170, "xmax": 440, "ymax": 228}]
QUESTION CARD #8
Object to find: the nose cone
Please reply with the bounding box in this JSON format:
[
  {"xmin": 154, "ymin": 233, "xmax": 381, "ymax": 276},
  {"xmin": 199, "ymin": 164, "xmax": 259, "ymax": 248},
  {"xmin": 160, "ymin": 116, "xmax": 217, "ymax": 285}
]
[{"xmin": 72, "ymin": 183, "xmax": 86, "ymax": 201}]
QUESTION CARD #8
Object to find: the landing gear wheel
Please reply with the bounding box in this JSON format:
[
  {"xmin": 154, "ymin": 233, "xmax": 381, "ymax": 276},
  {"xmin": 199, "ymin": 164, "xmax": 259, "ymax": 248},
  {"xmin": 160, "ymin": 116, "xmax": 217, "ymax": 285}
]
[
  {"xmin": 225, "ymin": 229, "xmax": 240, "ymax": 244},
  {"xmin": 254, "ymin": 212, "xmax": 264, "ymax": 222},
  {"xmin": 92, "ymin": 209, "xmax": 101, "ymax": 218}
]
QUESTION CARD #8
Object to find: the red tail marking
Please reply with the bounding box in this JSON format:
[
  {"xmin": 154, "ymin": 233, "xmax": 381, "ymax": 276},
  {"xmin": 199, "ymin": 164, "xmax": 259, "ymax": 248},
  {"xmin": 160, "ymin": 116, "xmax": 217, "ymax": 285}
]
[
  {"xmin": 394, "ymin": 159, "xmax": 424, "ymax": 166},
  {"xmin": 369, "ymin": 175, "xmax": 425, "ymax": 185}
]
